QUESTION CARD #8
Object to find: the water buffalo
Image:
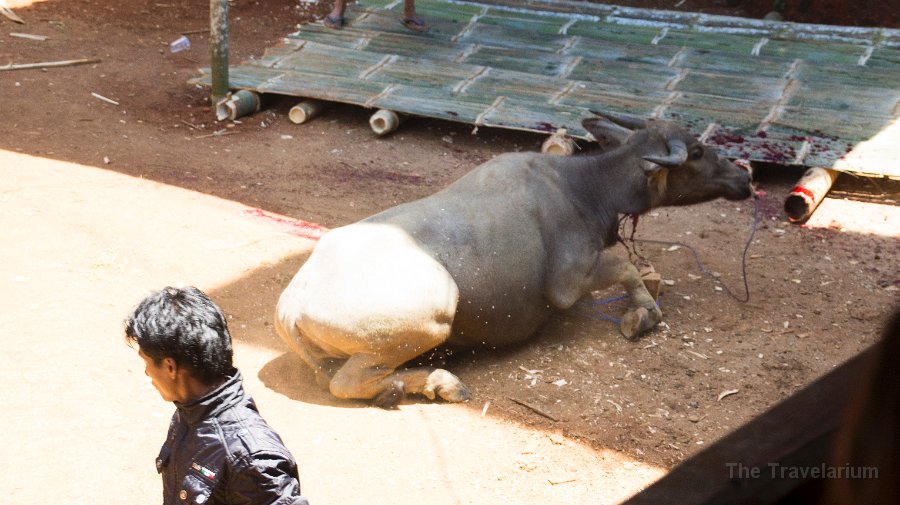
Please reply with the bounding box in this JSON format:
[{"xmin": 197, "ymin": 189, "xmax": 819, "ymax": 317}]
[{"xmin": 275, "ymin": 111, "xmax": 752, "ymax": 408}]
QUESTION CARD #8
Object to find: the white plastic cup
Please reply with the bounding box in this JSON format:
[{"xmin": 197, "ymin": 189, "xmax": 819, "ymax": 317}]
[{"xmin": 169, "ymin": 35, "xmax": 191, "ymax": 53}]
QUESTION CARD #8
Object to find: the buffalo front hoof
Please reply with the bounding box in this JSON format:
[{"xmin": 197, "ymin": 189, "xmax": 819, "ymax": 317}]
[
  {"xmin": 424, "ymin": 369, "xmax": 470, "ymax": 403},
  {"xmin": 374, "ymin": 380, "xmax": 406, "ymax": 409},
  {"xmin": 620, "ymin": 305, "xmax": 662, "ymax": 340}
]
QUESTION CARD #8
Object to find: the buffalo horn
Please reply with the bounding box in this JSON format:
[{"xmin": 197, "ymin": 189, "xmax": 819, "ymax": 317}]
[
  {"xmin": 642, "ymin": 138, "xmax": 688, "ymax": 167},
  {"xmin": 588, "ymin": 109, "xmax": 647, "ymax": 130}
]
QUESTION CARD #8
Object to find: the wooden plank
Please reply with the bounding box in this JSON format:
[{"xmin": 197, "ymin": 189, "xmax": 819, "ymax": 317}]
[
  {"xmin": 481, "ymin": 98, "xmax": 588, "ymax": 136},
  {"xmin": 566, "ymin": 37, "xmax": 680, "ymax": 66},
  {"xmin": 792, "ymin": 59, "xmax": 900, "ymax": 89},
  {"xmin": 672, "ymin": 70, "xmax": 784, "ymax": 101},
  {"xmin": 364, "ymin": 33, "xmax": 471, "ymax": 60},
  {"xmin": 370, "ymin": 86, "xmax": 496, "ymax": 124},
  {"xmin": 191, "ymin": 66, "xmax": 387, "ymax": 105},
  {"xmin": 784, "ymin": 83, "xmax": 900, "ymax": 115},
  {"xmin": 674, "ymin": 48, "xmax": 795, "ymax": 78},
  {"xmin": 621, "ymin": 346, "xmax": 874, "ymax": 505},
  {"xmin": 867, "ymin": 45, "xmax": 900, "ymax": 69},
  {"xmin": 661, "ymin": 29, "xmax": 763, "ymax": 55},
  {"xmin": 463, "ymin": 23, "xmax": 571, "ymax": 53},
  {"xmin": 654, "ymin": 93, "xmax": 773, "ymax": 132},
  {"xmin": 270, "ymin": 42, "xmax": 391, "ymax": 78},
  {"xmin": 462, "ymin": 46, "xmax": 579, "ymax": 77},
  {"xmin": 558, "ymin": 84, "xmax": 667, "ymax": 119},
  {"xmin": 348, "ymin": 6, "xmax": 476, "ymax": 40},
  {"xmin": 568, "ymin": 20, "xmax": 666, "ymax": 46},
  {"xmin": 833, "ymin": 118, "xmax": 900, "ymax": 178},
  {"xmin": 461, "ymin": 67, "xmax": 569, "ymax": 100},
  {"xmin": 763, "ymin": 38, "xmax": 872, "ymax": 66},
  {"xmin": 285, "ymin": 25, "xmax": 376, "ymax": 50},
  {"xmin": 477, "ymin": 10, "xmax": 571, "ymax": 36},
  {"xmin": 774, "ymin": 108, "xmax": 894, "ymax": 141},
  {"xmin": 195, "ymin": 0, "xmax": 900, "ymax": 177},
  {"xmin": 366, "ymin": 56, "xmax": 486, "ymax": 93},
  {"xmin": 567, "ymin": 58, "xmax": 679, "ymax": 90}
]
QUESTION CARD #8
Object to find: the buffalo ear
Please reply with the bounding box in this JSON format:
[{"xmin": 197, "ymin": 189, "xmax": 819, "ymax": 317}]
[
  {"xmin": 581, "ymin": 117, "xmax": 631, "ymax": 150},
  {"xmin": 640, "ymin": 159, "xmax": 664, "ymax": 177},
  {"xmin": 589, "ymin": 109, "xmax": 648, "ymax": 130}
]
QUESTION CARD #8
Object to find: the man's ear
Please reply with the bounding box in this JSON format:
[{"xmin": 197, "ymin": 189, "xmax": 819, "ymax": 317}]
[{"xmin": 162, "ymin": 357, "xmax": 179, "ymax": 378}]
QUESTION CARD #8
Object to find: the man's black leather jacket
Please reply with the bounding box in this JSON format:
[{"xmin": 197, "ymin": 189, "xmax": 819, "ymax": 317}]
[{"xmin": 156, "ymin": 369, "xmax": 309, "ymax": 505}]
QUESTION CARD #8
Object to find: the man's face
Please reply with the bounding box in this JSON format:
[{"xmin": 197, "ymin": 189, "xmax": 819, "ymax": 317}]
[{"xmin": 139, "ymin": 349, "xmax": 179, "ymax": 402}]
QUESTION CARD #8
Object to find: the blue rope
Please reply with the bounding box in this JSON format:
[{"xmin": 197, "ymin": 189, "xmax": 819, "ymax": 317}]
[
  {"xmin": 633, "ymin": 194, "xmax": 761, "ymax": 303},
  {"xmin": 587, "ymin": 294, "xmax": 663, "ymax": 325},
  {"xmin": 580, "ymin": 192, "xmax": 761, "ymax": 325}
]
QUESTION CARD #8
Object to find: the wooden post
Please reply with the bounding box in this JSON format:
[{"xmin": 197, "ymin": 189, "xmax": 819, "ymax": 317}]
[{"xmin": 210, "ymin": 0, "xmax": 229, "ymax": 115}]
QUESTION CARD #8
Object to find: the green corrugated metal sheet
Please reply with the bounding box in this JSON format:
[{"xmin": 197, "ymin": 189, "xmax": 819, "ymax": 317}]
[{"xmin": 191, "ymin": 0, "xmax": 900, "ymax": 178}]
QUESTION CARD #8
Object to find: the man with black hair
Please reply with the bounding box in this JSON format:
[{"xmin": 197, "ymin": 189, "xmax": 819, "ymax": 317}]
[{"xmin": 126, "ymin": 286, "xmax": 310, "ymax": 505}]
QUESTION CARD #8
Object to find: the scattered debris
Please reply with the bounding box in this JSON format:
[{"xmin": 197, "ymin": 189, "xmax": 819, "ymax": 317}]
[
  {"xmin": 0, "ymin": 58, "xmax": 100, "ymax": 71},
  {"xmin": 606, "ymin": 399, "xmax": 623, "ymax": 413},
  {"xmin": 192, "ymin": 129, "xmax": 237, "ymax": 140},
  {"xmin": 169, "ymin": 35, "xmax": 190, "ymax": 53},
  {"xmin": 551, "ymin": 379, "xmax": 568, "ymax": 387},
  {"xmin": 10, "ymin": 32, "xmax": 48, "ymax": 41},
  {"xmin": 686, "ymin": 350, "xmax": 709, "ymax": 360},
  {"xmin": 548, "ymin": 478, "xmax": 576, "ymax": 486},
  {"xmin": 180, "ymin": 28, "xmax": 210, "ymax": 36},
  {"xmin": 717, "ymin": 389, "xmax": 740, "ymax": 401},
  {"xmin": 91, "ymin": 92, "xmax": 119, "ymax": 106},
  {"xmin": 508, "ymin": 397, "xmax": 561, "ymax": 422},
  {"xmin": 0, "ymin": 0, "xmax": 25, "ymax": 23},
  {"xmin": 518, "ymin": 365, "xmax": 543, "ymax": 386},
  {"xmin": 481, "ymin": 400, "xmax": 491, "ymax": 417}
]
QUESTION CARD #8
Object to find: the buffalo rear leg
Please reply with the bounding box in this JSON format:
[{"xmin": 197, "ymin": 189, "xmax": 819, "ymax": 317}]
[{"xmin": 329, "ymin": 353, "xmax": 470, "ymax": 409}]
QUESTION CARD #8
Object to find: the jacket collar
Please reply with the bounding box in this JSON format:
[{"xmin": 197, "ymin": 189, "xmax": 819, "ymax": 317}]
[{"xmin": 175, "ymin": 368, "xmax": 245, "ymax": 427}]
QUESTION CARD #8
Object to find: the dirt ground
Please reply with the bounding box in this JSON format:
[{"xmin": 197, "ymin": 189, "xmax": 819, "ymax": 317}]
[{"xmin": 1, "ymin": 0, "xmax": 898, "ymax": 504}]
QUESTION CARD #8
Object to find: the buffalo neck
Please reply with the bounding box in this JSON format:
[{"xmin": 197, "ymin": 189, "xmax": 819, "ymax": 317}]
[{"xmin": 556, "ymin": 149, "xmax": 653, "ymax": 220}]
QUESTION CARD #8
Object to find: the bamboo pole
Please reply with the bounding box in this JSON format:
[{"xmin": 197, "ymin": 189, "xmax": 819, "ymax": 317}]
[
  {"xmin": 541, "ymin": 129, "xmax": 576, "ymax": 155},
  {"xmin": 210, "ymin": 0, "xmax": 229, "ymax": 115},
  {"xmin": 0, "ymin": 58, "xmax": 100, "ymax": 71},
  {"xmin": 369, "ymin": 109, "xmax": 403, "ymax": 136},
  {"xmin": 783, "ymin": 167, "xmax": 840, "ymax": 223},
  {"xmin": 289, "ymin": 99, "xmax": 329, "ymax": 124}
]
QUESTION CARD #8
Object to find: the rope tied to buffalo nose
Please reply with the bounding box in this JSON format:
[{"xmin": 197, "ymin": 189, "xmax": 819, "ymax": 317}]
[{"xmin": 616, "ymin": 189, "xmax": 763, "ymax": 304}]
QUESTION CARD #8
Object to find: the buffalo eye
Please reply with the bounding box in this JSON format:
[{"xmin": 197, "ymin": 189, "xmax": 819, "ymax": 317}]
[{"xmin": 690, "ymin": 146, "xmax": 704, "ymax": 160}]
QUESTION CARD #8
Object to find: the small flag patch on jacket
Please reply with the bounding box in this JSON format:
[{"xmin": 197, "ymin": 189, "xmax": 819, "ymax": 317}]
[{"xmin": 192, "ymin": 462, "xmax": 217, "ymax": 481}]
